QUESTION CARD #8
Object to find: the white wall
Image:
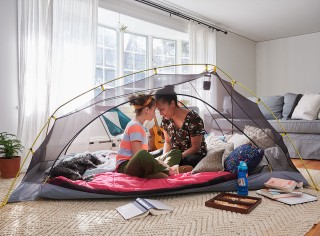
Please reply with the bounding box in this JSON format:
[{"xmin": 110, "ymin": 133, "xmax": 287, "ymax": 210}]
[
  {"xmin": 0, "ymin": 0, "xmax": 19, "ymax": 135},
  {"xmin": 257, "ymin": 32, "xmax": 320, "ymax": 96},
  {"xmin": 216, "ymin": 32, "xmax": 257, "ymax": 108}
]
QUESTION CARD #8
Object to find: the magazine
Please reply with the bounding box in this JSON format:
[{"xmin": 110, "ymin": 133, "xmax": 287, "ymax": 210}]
[
  {"xmin": 264, "ymin": 177, "xmax": 303, "ymax": 192},
  {"xmin": 116, "ymin": 198, "xmax": 173, "ymax": 220}
]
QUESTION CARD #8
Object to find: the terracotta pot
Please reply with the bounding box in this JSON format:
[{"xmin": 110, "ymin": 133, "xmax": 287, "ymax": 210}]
[{"xmin": 0, "ymin": 156, "xmax": 21, "ymax": 179}]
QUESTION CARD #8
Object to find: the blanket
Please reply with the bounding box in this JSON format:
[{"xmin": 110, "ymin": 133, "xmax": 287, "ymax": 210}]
[{"xmin": 48, "ymin": 171, "xmax": 235, "ymax": 195}]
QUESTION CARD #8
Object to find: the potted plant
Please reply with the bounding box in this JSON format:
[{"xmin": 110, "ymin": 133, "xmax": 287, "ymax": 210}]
[{"xmin": 0, "ymin": 132, "xmax": 24, "ymax": 178}]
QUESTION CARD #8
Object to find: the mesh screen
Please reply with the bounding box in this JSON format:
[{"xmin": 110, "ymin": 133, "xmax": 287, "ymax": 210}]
[{"xmin": 9, "ymin": 68, "xmax": 297, "ymax": 202}]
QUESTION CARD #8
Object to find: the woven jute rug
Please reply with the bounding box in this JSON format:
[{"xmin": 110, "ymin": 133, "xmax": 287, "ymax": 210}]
[{"xmin": 0, "ymin": 169, "xmax": 319, "ymax": 236}]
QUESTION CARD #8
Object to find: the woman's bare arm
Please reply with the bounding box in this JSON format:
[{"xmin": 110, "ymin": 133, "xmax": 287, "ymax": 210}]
[
  {"xmin": 163, "ymin": 129, "xmax": 172, "ymax": 153},
  {"xmin": 181, "ymin": 135, "xmax": 203, "ymax": 158}
]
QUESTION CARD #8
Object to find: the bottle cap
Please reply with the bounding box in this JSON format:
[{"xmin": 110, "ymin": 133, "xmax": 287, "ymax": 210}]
[{"xmin": 238, "ymin": 161, "xmax": 248, "ymax": 170}]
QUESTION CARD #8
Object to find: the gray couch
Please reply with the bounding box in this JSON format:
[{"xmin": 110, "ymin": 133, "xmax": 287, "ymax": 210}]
[
  {"xmin": 253, "ymin": 93, "xmax": 320, "ymax": 160},
  {"xmin": 203, "ymin": 93, "xmax": 320, "ymax": 160}
]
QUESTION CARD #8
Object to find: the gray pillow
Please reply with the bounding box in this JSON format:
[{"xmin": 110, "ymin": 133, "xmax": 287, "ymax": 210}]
[
  {"xmin": 248, "ymin": 96, "xmax": 284, "ymax": 120},
  {"xmin": 282, "ymin": 93, "xmax": 302, "ymax": 119},
  {"xmin": 192, "ymin": 150, "xmax": 224, "ymax": 174}
]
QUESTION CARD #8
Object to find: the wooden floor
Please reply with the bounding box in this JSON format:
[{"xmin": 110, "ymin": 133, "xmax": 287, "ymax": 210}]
[
  {"xmin": 291, "ymin": 159, "xmax": 320, "ymax": 236},
  {"xmin": 291, "ymin": 159, "xmax": 320, "ymax": 170}
]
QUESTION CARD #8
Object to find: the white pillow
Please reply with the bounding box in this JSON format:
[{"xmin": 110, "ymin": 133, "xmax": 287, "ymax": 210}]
[
  {"xmin": 205, "ymin": 135, "xmax": 227, "ymax": 152},
  {"xmin": 227, "ymin": 133, "xmax": 250, "ymax": 149},
  {"xmin": 244, "ymin": 125, "xmax": 274, "ymax": 149},
  {"xmin": 291, "ymin": 92, "xmax": 320, "ymax": 120}
]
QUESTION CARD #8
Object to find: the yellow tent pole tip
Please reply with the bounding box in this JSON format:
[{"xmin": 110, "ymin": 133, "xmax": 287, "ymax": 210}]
[
  {"xmin": 100, "ymin": 84, "xmax": 105, "ymax": 91},
  {"xmin": 153, "ymin": 68, "xmax": 157, "ymax": 75}
]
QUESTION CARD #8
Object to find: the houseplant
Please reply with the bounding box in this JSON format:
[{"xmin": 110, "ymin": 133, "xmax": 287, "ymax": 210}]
[{"xmin": 0, "ymin": 132, "xmax": 24, "ymax": 178}]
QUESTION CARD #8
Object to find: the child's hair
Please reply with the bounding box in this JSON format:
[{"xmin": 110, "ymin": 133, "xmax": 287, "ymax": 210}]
[
  {"xmin": 155, "ymin": 85, "xmax": 178, "ymax": 105},
  {"xmin": 128, "ymin": 93, "xmax": 155, "ymax": 115}
]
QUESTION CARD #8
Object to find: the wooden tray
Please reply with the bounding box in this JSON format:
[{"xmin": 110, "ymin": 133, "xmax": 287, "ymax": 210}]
[{"xmin": 205, "ymin": 193, "xmax": 262, "ymax": 214}]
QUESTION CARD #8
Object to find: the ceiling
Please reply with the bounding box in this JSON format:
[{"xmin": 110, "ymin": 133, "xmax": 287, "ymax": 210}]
[{"xmin": 151, "ymin": 0, "xmax": 320, "ymax": 42}]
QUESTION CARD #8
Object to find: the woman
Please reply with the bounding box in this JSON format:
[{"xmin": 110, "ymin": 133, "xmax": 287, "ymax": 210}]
[
  {"xmin": 116, "ymin": 94, "xmax": 170, "ymax": 179},
  {"xmin": 155, "ymin": 85, "xmax": 207, "ymax": 167}
]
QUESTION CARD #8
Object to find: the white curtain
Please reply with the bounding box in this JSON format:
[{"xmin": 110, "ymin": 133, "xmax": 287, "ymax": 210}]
[
  {"xmin": 17, "ymin": 0, "xmax": 97, "ymax": 169},
  {"xmin": 188, "ymin": 21, "xmax": 217, "ymax": 114}
]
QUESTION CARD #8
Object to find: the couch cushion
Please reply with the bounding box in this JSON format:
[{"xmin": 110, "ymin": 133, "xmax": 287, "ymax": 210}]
[
  {"xmin": 291, "ymin": 92, "xmax": 320, "ymax": 120},
  {"xmin": 248, "ymin": 96, "xmax": 284, "ymax": 120},
  {"xmin": 282, "ymin": 93, "xmax": 302, "ymax": 119},
  {"xmin": 268, "ymin": 119, "xmax": 320, "ymax": 134}
]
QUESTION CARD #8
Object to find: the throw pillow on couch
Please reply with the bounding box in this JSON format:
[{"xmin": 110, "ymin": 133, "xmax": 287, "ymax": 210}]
[{"xmin": 291, "ymin": 92, "xmax": 320, "ymax": 120}]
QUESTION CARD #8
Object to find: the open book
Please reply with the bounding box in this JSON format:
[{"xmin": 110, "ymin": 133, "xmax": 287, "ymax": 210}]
[{"xmin": 116, "ymin": 198, "xmax": 173, "ymax": 220}]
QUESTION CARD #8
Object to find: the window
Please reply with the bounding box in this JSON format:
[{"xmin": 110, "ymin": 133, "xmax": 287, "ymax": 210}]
[
  {"xmin": 124, "ymin": 33, "xmax": 147, "ymax": 85},
  {"xmin": 96, "ymin": 27, "xmax": 117, "ymax": 89},
  {"xmin": 153, "ymin": 38, "xmax": 176, "ymax": 73},
  {"xmin": 181, "ymin": 40, "xmax": 190, "ymax": 68},
  {"xmin": 96, "ymin": 8, "xmax": 190, "ymax": 94}
]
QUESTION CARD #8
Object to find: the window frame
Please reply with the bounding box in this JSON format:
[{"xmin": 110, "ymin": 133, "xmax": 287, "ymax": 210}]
[{"xmin": 95, "ymin": 25, "xmax": 189, "ymax": 89}]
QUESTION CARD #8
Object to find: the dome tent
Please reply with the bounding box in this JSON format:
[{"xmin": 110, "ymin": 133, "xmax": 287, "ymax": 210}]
[{"xmin": 3, "ymin": 64, "xmax": 313, "ymax": 206}]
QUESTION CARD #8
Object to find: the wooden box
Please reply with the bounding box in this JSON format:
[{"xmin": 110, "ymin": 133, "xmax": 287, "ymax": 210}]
[{"xmin": 205, "ymin": 193, "xmax": 262, "ymax": 214}]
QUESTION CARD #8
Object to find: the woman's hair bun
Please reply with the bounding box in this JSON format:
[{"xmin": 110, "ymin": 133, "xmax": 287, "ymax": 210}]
[{"xmin": 163, "ymin": 85, "xmax": 175, "ymax": 93}]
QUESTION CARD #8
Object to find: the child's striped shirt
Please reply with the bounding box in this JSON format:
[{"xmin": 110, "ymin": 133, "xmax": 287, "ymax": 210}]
[{"xmin": 116, "ymin": 119, "xmax": 148, "ymax": 166}]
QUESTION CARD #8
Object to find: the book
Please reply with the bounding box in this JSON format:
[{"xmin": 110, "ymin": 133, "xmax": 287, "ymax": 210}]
[
  {"xmin": 256, "ymin": 189, "xmax": 303, "ymax": 199},
  {"xmin": 256, "ymin": 190, "xmax": 317, "ymax": 205},
  {"xmin": 116, "ymin": 198, "xmax": 173, "ymax": 220},
  {"xmin": 276, "ymin": 193, "xmax": 317, "ymax": 205},
  {"xmin": 264, "ymin": 177, "xmax": 303, "ymax": 192}
]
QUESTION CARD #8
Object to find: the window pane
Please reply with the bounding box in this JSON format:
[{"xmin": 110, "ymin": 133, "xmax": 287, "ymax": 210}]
[
  {"xmin": 95, "ymin": 67, "xmax": 103, "ymax": 85},
  {"xmin": 153, "ymin": 38, "xmax": 176, "ymax": 73},
  {"xmin": 124, "ymin": 34, "xmax": 134, "ymax": 51},
  {"xmin": 124, "ymin": 33, "xmax": 147, "ymax": 78},
  {"xmin": 135, "ymin": 72, "xmax": 146, "ymax": 81},
  {"xmin": 153, "ymin": 38, "xmax": 175, "ymax": 56},
  {"xmin": 104, "ymin": 48, "xmax": 116, "ymax": 67},
  {"xmin": 134, "ymin": 53, "xmax": 146, "ymax": 70},
  {"xmin": 124, "ymin": 70, "xmax": 133, "ymax": 84},
  {"xmin": 104, "ymin": 28, "xmax": 117, "ymax": 48},
  {"xmin": 96, "ymin": 47, "xmax": 103, "ymax": 66},
  {"xmin": 181, "ymin": 41, "xmax": 189, "ymax": 58},
  {"xmin": 97, "ymin": 27, "xmax": 104, "ymax": 45},
  {"xmin": 105, "ymin": 69, "xmax": 115, "ymax": 87},
  {"xmin": 95, "ymin": 26, "xmax": 117, "ymax": 88},
  {"xmin": 136, "ymin": 37, "xmax": 146, "ymax": 53},
  {"xmin": 124, "ymin": 52, "xmax": 133, "ymax": 70}
]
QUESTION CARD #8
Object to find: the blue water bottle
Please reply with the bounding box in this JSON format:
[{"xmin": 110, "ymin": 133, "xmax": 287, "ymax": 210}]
[{"xmin": 237, "ymin": 161, "xmax": 248, "ymax": 196}]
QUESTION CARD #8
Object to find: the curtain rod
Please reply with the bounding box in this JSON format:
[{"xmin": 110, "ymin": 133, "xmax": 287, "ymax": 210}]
[{"xmin": 134, "ymin": 0, "xmax": 228, "ymax": 34}]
